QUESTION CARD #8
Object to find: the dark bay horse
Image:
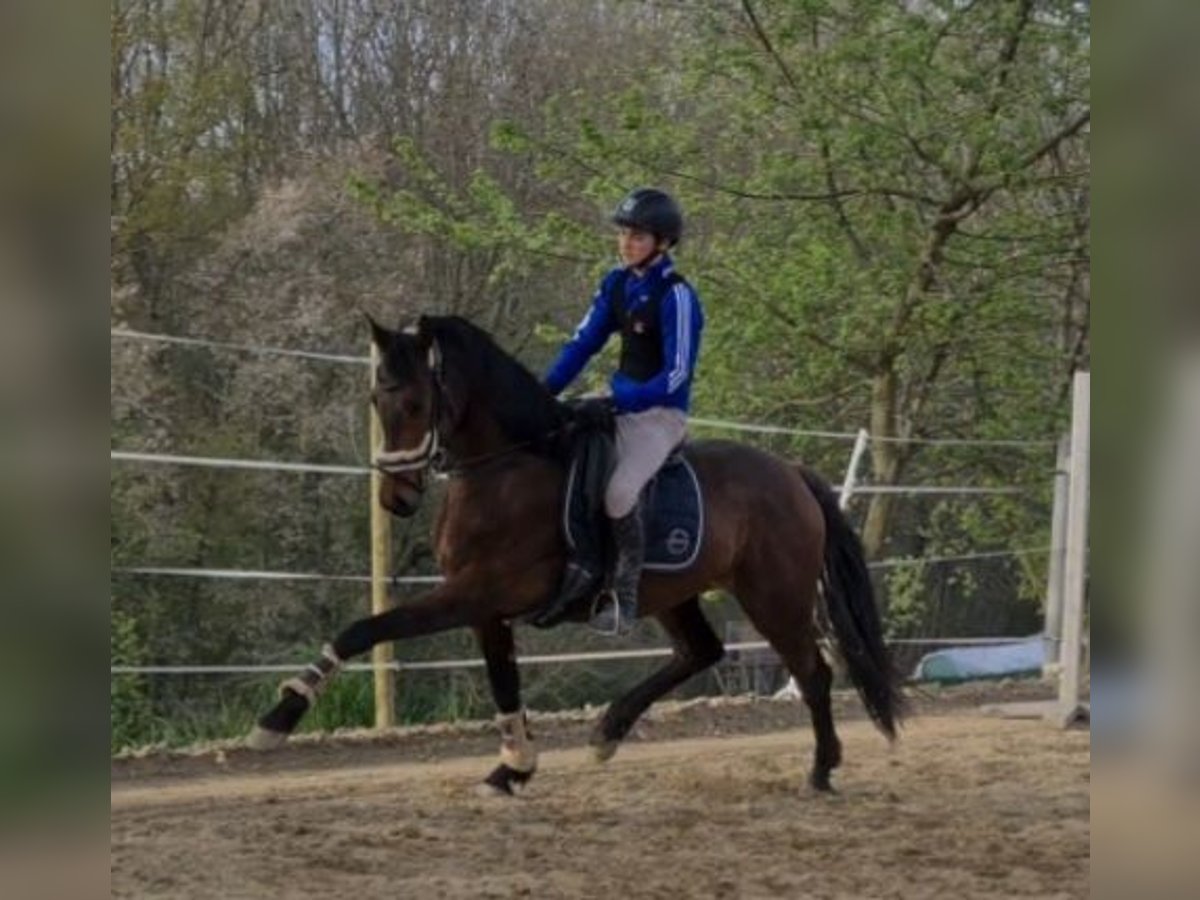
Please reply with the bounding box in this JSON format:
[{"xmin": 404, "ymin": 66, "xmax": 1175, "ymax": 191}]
[{"xmin": 249, "ymin": 315, "xmax": 903, "ymax": 794}]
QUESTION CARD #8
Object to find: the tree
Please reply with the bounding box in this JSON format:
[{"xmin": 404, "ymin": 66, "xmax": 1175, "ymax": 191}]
[{"xmin": 472, "ymin": 0, "xmax": 1090, "ymax": 559}]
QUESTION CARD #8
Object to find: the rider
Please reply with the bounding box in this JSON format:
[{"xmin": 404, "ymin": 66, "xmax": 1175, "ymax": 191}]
[{"xmin": 543, "ymin": 188, "xmax": 704, "ymax": 635}]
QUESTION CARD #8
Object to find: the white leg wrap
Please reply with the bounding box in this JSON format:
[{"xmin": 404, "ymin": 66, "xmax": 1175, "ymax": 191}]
[
  {"xmin": 321, "ymin": 644, "xmax": 344, "ymax": 669},
  {"xmin": 496, "ymin": 710, "xmax": 537, "ymax": 773},
  {"xmin": 279, "ymin": 644, "xmax": 343, "ymax": 704}
]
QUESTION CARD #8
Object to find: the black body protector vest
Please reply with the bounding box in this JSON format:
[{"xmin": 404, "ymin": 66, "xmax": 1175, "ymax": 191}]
[{"xmin": 609, "ymin": 268, "xmax": 686, "ymax": 383}]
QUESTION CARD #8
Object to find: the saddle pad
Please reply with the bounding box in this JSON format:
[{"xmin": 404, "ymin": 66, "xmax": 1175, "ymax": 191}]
[{"xmin": 565, "ymin": 453, "xmax": 704, "ymax": 572}]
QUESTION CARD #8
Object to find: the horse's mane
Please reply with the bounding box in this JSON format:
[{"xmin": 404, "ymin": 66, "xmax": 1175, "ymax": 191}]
[{"xmin": 422, "ymin": 316, "xmax": 567, "ymax": 449}]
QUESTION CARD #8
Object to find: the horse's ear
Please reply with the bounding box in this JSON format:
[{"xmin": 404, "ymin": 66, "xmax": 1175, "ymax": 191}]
[{"xmin": 364, "ymin": 312, "xmax": 391, "ymax": 351}]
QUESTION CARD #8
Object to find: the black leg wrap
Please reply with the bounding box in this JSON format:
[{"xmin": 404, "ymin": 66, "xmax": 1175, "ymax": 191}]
[
  {"xmin": 483, "ymin": 763, "xmax": 536, "ymax": 796},
  {"xmin": 592, "ymin": 711, "xmax": 627, "ymax": 747},
  {"xmin": 257, "ymin": 688, "xmax": 309, "ymax": 735}
]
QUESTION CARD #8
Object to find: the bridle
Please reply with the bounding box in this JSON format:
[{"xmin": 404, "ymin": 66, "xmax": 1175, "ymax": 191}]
[
  {"xmin": 371, "ymin": 339, "xmax": 564, "ymax": 482},
  {"xmin": 372, "ymin": 340, "xmax": 448, "ymax": 476}
]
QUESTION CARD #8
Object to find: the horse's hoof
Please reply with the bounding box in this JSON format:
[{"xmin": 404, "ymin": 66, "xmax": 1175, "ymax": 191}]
[
  {"xmin": 246, "ymin": 725, "xmax": 288, "ymax": 751},
  {"xmin": 474, "ymin": 781, "xmax": 514, "ymax": 799},
  {"xmin": 482, "ymin": 763, "xmax": 534, "ymax": 797},
  {"xmin": 808, "ymin": 770, "xmax": 836, "ymax": 794},
  {"xmin": 591, "ymin": 739, "xmax": 619, "ymax": 763}
]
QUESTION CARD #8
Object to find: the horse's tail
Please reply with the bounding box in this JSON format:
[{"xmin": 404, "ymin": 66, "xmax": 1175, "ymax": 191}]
[{"xmin": 798, "ymin": 467, "xmax": 905, "ymax": 740}]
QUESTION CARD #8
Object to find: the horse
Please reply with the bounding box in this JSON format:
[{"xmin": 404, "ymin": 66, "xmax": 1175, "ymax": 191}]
[{"xmin": 248, "ymin": 314, "xmax": 904, "ymax": 794}]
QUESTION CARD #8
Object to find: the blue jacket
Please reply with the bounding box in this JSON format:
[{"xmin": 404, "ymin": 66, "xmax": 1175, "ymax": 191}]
[{"xmin": 544, "ymin": 255, "xmax": 704, "ymax": 414}]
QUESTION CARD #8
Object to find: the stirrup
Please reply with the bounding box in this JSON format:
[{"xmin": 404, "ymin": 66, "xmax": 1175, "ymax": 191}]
[
  {"xmin": 588, "ymin": 591, "xmax": 635, "ymax": 637},
  {"xmin": 529, "ymin": 562, "xmax": 601, "ymax": 628}
]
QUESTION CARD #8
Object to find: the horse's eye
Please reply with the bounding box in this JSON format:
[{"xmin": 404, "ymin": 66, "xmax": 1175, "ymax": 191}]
[{"xmin": 403, "ymin": 398, "xmax": 424, "ymax": 417}]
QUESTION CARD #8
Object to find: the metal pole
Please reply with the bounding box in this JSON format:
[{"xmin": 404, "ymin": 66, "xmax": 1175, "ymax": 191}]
[
  {"xmin": 369, "ymin": 343, "xmax": 396, "ymax": 729},
  {"xmin": 839, "ymin": 428, "xmax": 871, "ymax": 512},
  {"xmin": 1043, "ymin": 434, "xmax": 1070, "ymax": 673},
  {"xmin": 1055, "ymin": 370, "xmax": 1089, "ymax": 727}
]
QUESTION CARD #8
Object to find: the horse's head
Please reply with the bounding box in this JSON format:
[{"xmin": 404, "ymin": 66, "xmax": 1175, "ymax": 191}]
[
  {"xmin": 368, "ymin": 312, "xmax": 569, "ymax": 515},
  {"xmin": 368, "ymin": 314, "xmax": 448, "ymax": 517}
]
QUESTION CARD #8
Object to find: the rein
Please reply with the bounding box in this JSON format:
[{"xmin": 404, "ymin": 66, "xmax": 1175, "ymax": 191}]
[{"xmin": 435, "ymin": 438, "xmax": 542, "ymax": 478}]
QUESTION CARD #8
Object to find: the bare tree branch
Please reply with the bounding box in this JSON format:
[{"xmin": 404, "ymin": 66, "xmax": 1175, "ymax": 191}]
[
  {"xmin": 656, "ymin": 163, "xmax": 940, "ymax": 205},
  {"xmin": 739, "ymin": 0, "xmax": 804, "ymax": 98},
  {"xmin": 1017, "ymin": 110, "xmax": 1091, "ymax": 172}
]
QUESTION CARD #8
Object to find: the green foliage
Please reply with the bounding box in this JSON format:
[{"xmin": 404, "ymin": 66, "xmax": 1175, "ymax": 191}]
[
  {"xmin": 350, "ymin": 136, "xmax": 604, "ymax": 291},
  {"xmin": 111, "ymin": 608, "xmax": 154, "ymax": 752},
  {"xmin": 304, "ymin": 677, "xmax": 375, "ymax": 733},
  {"xmin": 883, "ymin": 563, "xmax": 931, "ymax": 640},
  {"xmin": 486, "ymin": 0, "xmax": 1085, "ymax": 561}
]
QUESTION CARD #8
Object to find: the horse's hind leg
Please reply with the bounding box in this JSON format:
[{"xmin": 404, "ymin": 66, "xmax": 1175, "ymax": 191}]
[
  {"xmin": 591, "ymin": 596, "xmax": 725, "ymax": 762},
  {"xmin": 737, "ymin": 582, "xmax": 842, "ymax": 792},
  {"xmin": 475, "ymin": 619, "xmax": 537, "ymax": 796},
  {"xmin": 797, "ymin": 649, "xmax": 841, "ymax": 792}
]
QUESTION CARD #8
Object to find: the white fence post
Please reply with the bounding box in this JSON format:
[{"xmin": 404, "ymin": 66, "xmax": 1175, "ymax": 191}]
[
  {"xmin": 839, "ymin": 428, "xmax": 871, "ymax": 512},
  {"xmin": 1054, "ymin": 370, "xmax": 1090, "ymax": 726}
]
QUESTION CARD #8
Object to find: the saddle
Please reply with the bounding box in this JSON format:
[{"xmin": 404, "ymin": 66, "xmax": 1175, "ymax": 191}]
[
  {"xmin": 563, "ymin": 438, "xmax": 703, "ymax": 572},
  {"xmin": 528, "ymin": 400, "xmax": 704, "ymax": 628}
]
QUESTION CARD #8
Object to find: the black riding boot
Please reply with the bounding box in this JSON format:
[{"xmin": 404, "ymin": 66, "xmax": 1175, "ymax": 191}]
[
  {"xmin": 529, "ymin": 560, "xmax": 601, "ymax": 629},
  {"xmin": 590, "ymin": 506, "xmax": 643, "ymax": 636}
]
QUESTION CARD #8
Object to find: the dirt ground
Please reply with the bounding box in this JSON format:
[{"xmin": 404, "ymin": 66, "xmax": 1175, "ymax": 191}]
[{"xmin": 111, "ymin": 688, "xmax": 1090, "ymax": 899}]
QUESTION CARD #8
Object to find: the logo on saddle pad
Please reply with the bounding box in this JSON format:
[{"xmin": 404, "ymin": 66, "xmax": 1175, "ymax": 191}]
[{"xmin": 665, "ymin": 527, "xmax": 691, "ymax": 557}]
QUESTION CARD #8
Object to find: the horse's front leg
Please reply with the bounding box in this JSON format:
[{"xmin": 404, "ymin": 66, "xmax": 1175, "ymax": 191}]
[
  {"xmin": 475, "ymin": 619, "xmax": 537, "ymax": 796},
  {"xmin": 248, "ymin": 586, "xmax": 476, "ymax": 748}
]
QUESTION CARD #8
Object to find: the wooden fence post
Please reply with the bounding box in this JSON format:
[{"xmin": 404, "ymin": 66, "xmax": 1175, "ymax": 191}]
[{"xmin": 369, "ymin": 342, "xmax": 396, "ymax": 729}]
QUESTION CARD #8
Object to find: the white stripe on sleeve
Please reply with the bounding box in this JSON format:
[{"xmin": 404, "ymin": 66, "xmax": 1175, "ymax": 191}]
[
  {"xmin": 668, "ymin": 284, "xmax": 691, "ymax": 391},
  {"xmin": 572, "ymin": 307, "xmax": 594, "ymax": 341}
]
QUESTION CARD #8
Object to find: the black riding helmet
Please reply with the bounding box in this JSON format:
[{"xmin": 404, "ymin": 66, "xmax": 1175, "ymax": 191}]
[{"xmin": 611, "ymin": 188, "xmax": 683, "ymax": 247}]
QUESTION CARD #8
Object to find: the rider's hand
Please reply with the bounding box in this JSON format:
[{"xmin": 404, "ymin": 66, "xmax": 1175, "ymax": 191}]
[{"xmin": 568, "ymin": 396, "xmax": 615, "ymax": 432}]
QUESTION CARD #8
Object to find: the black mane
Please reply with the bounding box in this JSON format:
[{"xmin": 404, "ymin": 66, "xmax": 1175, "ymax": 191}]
[{"xmin": 422, "ymin": 316, "xmax": 567, "ymax": 449}]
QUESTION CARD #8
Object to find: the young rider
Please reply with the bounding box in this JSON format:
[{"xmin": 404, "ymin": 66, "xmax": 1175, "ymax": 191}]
[{"xmin": 543, "ymin": 188, "xmax": 704, "ymax": 635}]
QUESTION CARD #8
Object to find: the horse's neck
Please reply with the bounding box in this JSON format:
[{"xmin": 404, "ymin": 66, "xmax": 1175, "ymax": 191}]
[
  {"xmin": 445, "ymin": 375, "xmax": 562, "ymax": 463},
  {"xmin": 445, "ymin": 402, "xmax": 515, "ymax": 461},
  {"xmin": 438, "ymin": 325, "xmax": 563, "ymax": 452},
  {"xmin": 434, "ymin": 451, "xmax": 562, "ymax": 575}
]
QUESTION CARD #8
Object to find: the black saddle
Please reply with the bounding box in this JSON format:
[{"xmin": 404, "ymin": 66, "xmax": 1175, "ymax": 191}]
[
  {"xmin": 528, "ymin": 400, "xmax": 704, "ymax": 629},
  {"xmin": 563, "ymin": 439, "xmax": 703, "ymax": 572}
]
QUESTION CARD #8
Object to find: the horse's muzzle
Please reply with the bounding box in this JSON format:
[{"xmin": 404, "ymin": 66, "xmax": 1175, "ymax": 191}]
[{"xmin": 378, "ymin": 471, "xmax": 425, "ymax": 517}]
